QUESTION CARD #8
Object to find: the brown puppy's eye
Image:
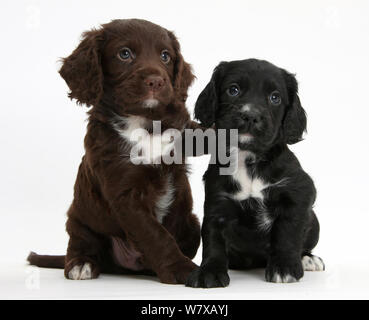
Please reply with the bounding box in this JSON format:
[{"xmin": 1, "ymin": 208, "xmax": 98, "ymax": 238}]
[
  {"xmin": 160, "ymin": 50, "xmax": 171, "ymax": 64},
  {"xmin": 118, "ymin": 47, "xmax": 134, "ymax": 61},
  {"xmin": 269, "ymin": 91, "xmax": 282, "ymax": 105}
]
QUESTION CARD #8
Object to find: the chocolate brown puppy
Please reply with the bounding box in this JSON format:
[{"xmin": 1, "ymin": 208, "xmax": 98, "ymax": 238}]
[{"xmin": 28, "ymin": 19, "xmax": 201, "ymax": 284}]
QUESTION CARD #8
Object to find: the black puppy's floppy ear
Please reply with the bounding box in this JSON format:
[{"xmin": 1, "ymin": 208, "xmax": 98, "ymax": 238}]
[
  {"xmin": 282, "ymin": 70, "xmax": 307, "ymax": 144},
  {"xmin": 59, "ymin": 28, "xmax": 105, "ymax": 107},
  {"xmin": 194, "ymin": 62, "xmax": 226, "ymax": 127}
]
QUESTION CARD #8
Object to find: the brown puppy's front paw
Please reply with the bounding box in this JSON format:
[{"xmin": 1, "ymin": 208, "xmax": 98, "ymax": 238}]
[
  {"xmin": 158, "ymin": 258, "xmax": 197, "ymax": 284},
  {"xmin": 65, "ymin": 258, "xmax": 100, "ymax": 280}
]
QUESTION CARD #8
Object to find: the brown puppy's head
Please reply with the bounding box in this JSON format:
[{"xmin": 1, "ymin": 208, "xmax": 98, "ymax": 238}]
[{"xmin": 59, "ymin": 19, "xmax": 194, "ymax": 119}]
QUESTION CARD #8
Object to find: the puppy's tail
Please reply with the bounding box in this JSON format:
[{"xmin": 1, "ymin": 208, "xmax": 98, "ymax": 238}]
[{"xmin": 27, "ymin": 251, "xmax": 65, "ymax": 269}]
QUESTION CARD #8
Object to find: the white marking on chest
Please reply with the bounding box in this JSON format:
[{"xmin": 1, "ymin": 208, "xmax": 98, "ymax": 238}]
[
  {"xmin": 230, "ymin": 150, "xmax": 290, "ymax": 231},
  {"xmin": 155, "ymin": 174, "xmax": 175, "ymax": 223},
  {"xmin": 113, "ymin": 115, "xmax": 147, "ymax": 142},
  {"xmin": 232, "ymin": 150, "xmax": 269, "ymax": 201},
  {"xmin": 231, "ymin": 150, "xmax": 274, "ymax": 231},
  {"xmin": 112, "ymin": 115, "xmax": 176, "ymax": 164}
]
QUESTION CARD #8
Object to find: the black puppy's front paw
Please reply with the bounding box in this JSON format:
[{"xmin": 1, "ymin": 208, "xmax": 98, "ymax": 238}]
[
  {"xmin": 185, "ymin": 265, "xmax": 230, "ymax": 288},
  {"xmin": 265, "ymin": 257, "xmax": 303, "ymax": 283}
]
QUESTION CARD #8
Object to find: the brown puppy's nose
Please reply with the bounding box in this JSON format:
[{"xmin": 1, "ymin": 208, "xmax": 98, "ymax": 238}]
[{"xmin": 144, "ymin": 75, "xmax": 165, "ymax": 92}]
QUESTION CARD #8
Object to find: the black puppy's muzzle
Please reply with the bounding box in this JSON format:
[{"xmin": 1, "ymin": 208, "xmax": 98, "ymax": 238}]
[{"xmin": 237, "ymin": 104, "xmax": 265, "ymax": 133}]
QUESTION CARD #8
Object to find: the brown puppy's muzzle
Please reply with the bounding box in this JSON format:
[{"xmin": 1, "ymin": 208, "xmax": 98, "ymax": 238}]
[
  {"xmin": 140, "ymin": 66, "xmax": 173, "ymax": 105},
  {"xmin": 116, "ymin": 66, "xmax": 174, "ymax": 108}
]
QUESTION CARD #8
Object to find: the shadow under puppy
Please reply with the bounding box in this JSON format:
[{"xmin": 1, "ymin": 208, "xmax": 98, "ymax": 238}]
[
  {"xmin": 186, "ymin": 59, "xmax": 324, "ymax": 287},
  {"xmin": 27, "ymin": 19, "xmax": 202, "ymax": 284}
]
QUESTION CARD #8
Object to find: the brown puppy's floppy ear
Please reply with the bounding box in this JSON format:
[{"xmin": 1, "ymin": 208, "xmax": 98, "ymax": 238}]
[
  {"xmin": 282, "ymin": 70, "xmax": 307, "ymax": 144},
  {"xmin": 194, "ymin": 62, "xmax": 226, "ymax": 127},
  {"xmin": 167, "ymin": 31, "xmax": 195, "ymax": 102},
  {"xmin": 59, "ymin": 29, "xmax": 105, "ymax": 107}
]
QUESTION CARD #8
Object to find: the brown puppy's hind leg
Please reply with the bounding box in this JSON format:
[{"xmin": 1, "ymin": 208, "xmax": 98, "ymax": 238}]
[{"xmin": 64, "ymin": 216, "xmax": 104, "ymax": 280}]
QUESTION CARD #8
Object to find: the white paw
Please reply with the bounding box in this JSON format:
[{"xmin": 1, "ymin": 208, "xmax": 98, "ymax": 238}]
[
  {"xmin": 270, "ymin": 272, "xmax": 298, "ymax": 283},
  {"xmin": 68, "ymin": 263, "xmax": 93, "ymax": 280},
  {"xmin": 302, "ymin": 255, "xmax": 325, "ymax": 271}
]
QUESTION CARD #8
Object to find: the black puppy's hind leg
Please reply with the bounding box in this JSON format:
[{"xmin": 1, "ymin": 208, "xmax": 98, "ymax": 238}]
[{"xmin": 302, "ymin": 211, "xmax": 325, "ymax": 271}]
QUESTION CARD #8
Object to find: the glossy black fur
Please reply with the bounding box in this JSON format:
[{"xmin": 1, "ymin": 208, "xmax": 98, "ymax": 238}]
[{"xmin": 186, "ymin": 59, "xmax": 321, "ymax": 287}]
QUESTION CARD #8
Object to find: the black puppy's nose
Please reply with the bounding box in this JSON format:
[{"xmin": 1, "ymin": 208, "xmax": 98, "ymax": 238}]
[
  {"xmin": 242, "ymin": 113, "xmax": 262, "ymax": 124},
  {"xmin": 237, "ymin": 104, "xmax": 264, "ymax": 132},
  {"xmin": 241, "ymin": 107, "xmax": 262, "ymax": 125}
]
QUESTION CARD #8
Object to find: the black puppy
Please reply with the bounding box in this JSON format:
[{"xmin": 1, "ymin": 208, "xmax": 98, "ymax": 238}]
[{"xmin": 186, "ymin": 59, "xmax": 324, "ymax": 287}]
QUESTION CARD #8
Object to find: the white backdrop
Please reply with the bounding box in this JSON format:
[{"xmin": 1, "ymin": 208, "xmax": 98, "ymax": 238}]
[{"xmin": 1, "ymin": 0, "xmax": 369, "ymax": 299}]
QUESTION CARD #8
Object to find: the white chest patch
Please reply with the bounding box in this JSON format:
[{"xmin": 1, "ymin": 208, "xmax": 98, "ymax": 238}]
[
  {"xmin": 155, "ymin": 174, "xmax": 175, "ymax": 223},
  {"xmin": 230, "ymin": 150, "xmax": 290, "ymax": 231},
  {"xmin": 232, "ymin": 150, "xmax": 269, "ymax": 201},
  {"xmin": 113, "ymin": 115, "xmax": 147, "ymax": 142},
  {"xmin": 112, "ymin": 115, "xmax": 176, "ymax": 164}
]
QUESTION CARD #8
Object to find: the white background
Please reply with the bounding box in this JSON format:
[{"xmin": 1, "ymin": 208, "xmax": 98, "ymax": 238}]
[{"xmin": 1, "ymin": 0, "xmax": 369, "ymax": 299}]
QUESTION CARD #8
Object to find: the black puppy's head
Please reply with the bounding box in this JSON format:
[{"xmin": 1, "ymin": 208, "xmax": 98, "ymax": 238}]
[{"xmin": 195, "ymin": 59, "xmax": 307, "ymax": 150}]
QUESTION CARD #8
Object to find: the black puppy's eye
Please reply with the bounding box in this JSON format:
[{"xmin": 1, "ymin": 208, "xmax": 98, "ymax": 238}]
[
  {"xmin": 227, "ymin": 85, "xmax": 240, "ymax": 97},
  {"xmin": 160, "ymin": 50, "xmax": 171, "ymax": 63},
  {"xmin": 118, "ymin": 47, "xmax": 134, "ymax": 61},
  {"xmin": 269, "ymin": 91, "xmax": 282, "ymax": 105}
]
